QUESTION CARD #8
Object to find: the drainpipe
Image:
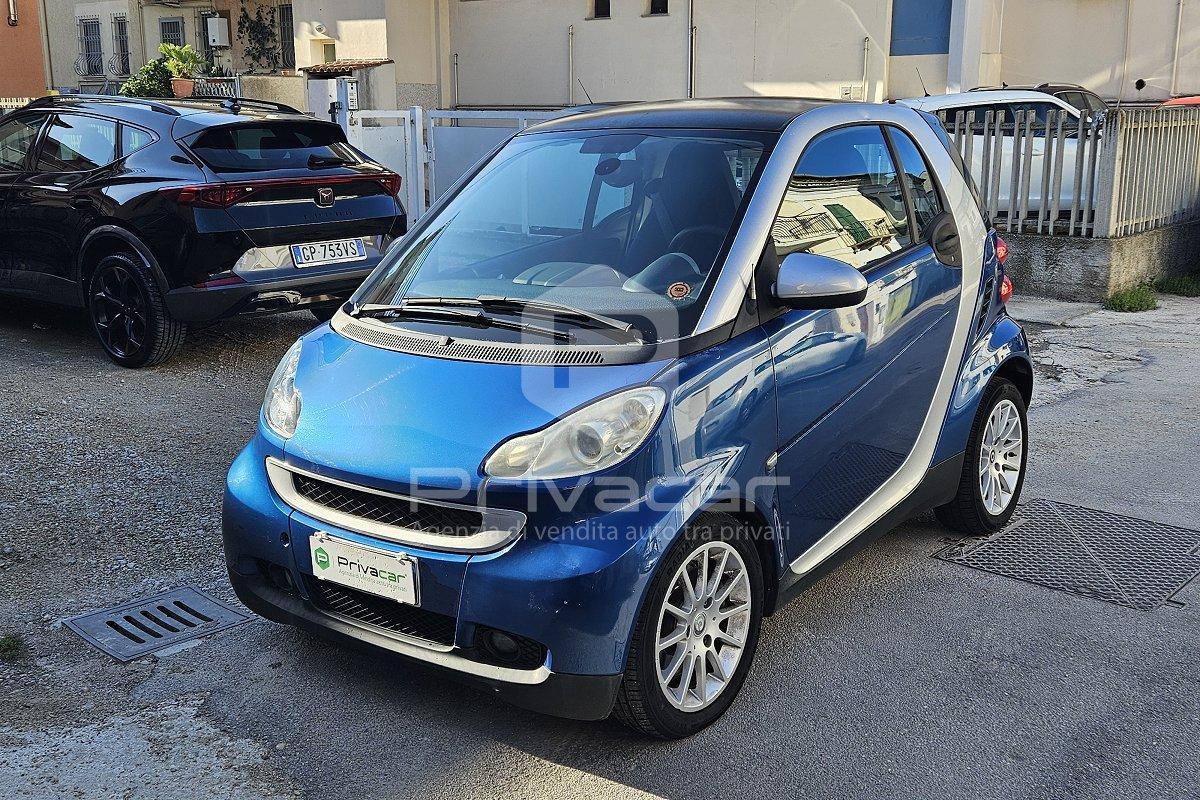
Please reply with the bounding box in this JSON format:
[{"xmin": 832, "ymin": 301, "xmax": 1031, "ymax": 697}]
[
  {"xmin": 1170, "ymin": 0, "xmax": 1184, "ymax": 97},
  {"xmin": 861, "ymin": 36, "xmax": 870, "ymax": 101},
  {"xmin": 451, "ymin": 52, "xmax": 459, "ymax": 109},
  {"xmin": 687, "ymin": 0, "xmax": 696, "ymax": 98},
  {"xmin": 8, "ymin": 0, "xmax": 17, "ymax": 26},
  {"xmin": 1118, "ymin": 0, "xmax": 1132, "ymax": 105},
  {"xmin": 568, "ymin": 24, "xmax": 574, "ymax": 105}
]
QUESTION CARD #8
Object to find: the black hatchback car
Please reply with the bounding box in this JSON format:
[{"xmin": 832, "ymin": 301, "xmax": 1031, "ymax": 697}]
[{"xmin": 0, "ymin": 95, "xmax": 406, "ymax": 367}]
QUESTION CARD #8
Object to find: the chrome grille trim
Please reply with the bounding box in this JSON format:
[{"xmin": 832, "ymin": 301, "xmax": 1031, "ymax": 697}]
[{"xmin": 265, "ymin": 458, "xmax": 525, "ymax": 553}]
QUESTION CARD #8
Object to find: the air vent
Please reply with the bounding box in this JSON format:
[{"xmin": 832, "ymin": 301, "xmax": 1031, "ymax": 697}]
[
  {"xmin": 65, "ymin": 588, "xmax": 251, "ymax": 661},
  {"xmin": 335, "ymin": 317, "xmax": 611, "ymax": 365}
]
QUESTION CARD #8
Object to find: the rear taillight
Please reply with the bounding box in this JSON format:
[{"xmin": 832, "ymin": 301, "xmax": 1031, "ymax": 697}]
[
  {"xmin": 167, "ymin": 172, "xmax": 404, "ymax": 209},
  {"xmin": 378, "ymin": 173, "xmax": 403, "ymax": 197},
  {"xmin": 173, "ymin": 184, "xmax": 260, "ymax": 209},
  {"xmin": 994, "ymin": 235, "xmax": 1010, "ymax": 266},
  {"xmin": 999, "ymin": 274, "xmax": 1014, "ymax": 305}
]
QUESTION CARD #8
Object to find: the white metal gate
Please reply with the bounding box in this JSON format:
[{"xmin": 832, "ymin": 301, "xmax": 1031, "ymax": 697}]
[{"xmin": 340, "ymin": 100, "xmax": 567, "ymax": 221}]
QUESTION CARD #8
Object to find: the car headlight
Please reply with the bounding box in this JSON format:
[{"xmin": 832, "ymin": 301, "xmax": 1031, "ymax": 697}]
[
  {"xmin": 263, "ymin": 340, "xmax": 303, "ymax": 438},
  {"xmin": 484, "ymin": 387, "xmax": 666, "ymax": 480}
]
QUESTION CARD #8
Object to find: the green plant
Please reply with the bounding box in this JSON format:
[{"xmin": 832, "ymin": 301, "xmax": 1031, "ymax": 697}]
[
  {"xmin": 236, "ymin": 1, "xmax": 280, "ymax": 71},
  {"xmin": 1156, "ymin": 274, "xmax": 1200, "ymax": 297},
  {"xmin": 118, "ymin": 58, "xmax": 173, "ymax": 98},
  {"xmin": 0, "ymin": 633, "xmax": 23, "ymax": 662},
  {"xmin": 159, "ymin": 43, "xmax": 206, "ymax": 79},
  {"xmin": 1103, "ymin": 284, "xmax": 1159, "ymax": 313}
]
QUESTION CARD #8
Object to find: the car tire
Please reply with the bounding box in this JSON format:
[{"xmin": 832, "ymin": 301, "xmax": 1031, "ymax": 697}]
[
  {"xmin": 613, "ymin": 512, "xmax": 763, "ymax": 739},
  {"xmin": 935, "ymin": 378, "xmax": 1028, "ymax": 537},
  {"xmin": 87, "ymin": 251, "xmax": 187, "ymax": 368}
]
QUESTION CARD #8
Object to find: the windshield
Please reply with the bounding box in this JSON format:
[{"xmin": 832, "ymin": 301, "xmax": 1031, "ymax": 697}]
[{"xmin": 354, "ymin": 129, "xmax": 772, "ymax": 343}]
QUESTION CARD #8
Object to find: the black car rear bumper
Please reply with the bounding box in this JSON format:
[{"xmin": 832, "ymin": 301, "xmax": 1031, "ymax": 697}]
[{"xmin": 164, "ymin": 268, "xmax": 373, "ymax": 323}]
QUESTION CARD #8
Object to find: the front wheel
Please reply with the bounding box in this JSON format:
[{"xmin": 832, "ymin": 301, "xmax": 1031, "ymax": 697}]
[
  {"xmin": 87, "ymin": 252, "xmax": 186, "ymax": 368},
  {"xmin": 613, "ymin": 513, "xmax": 763, "ymax": 738},
  {"xmin": 935, "ymin": 378, "xmax": 1029, "ymax": 536}
]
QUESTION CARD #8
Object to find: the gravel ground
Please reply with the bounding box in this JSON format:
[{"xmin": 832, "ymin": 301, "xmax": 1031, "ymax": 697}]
[{"xmin": 1, "ymin": 294, "xmax": 1197, "ymax": 800}]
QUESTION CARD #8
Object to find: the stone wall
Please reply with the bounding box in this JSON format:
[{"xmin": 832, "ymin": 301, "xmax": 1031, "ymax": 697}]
[
  {"xmin": 1004, "ymin": 220, "xmax": 1200, "ymax": 302},
  {"xmin": 238, "ymin": 75, "xmax": 309, "ymax": 113}
]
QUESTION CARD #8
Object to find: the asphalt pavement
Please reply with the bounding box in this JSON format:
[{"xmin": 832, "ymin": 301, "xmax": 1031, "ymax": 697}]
[{"xmin": 1, "ymin": 294, "xmax": 1197, "ymax": 800}]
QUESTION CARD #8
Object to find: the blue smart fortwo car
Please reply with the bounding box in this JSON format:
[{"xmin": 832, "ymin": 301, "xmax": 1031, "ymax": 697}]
[{"xmin": 223, "ymin": 99, "xmax": 1032, "ymax": 738}]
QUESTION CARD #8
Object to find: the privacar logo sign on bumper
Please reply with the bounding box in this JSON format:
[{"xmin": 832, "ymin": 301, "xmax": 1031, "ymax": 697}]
[{"xmin": 309, "ymin": 534, "xmax": 418, "ymax": 605}]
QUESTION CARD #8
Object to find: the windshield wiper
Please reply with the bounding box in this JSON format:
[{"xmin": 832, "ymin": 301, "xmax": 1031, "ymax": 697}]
[
  {"xmin": 308, "ymin": 154, "xmax": 355, "ymax": 169},
  {"xmin": 402, "ymin": 296, "xmax": 642, "ymax": 343},
  {"xmin": 349, "ymin": 303, "xmax": 573, "ymax": 343}
]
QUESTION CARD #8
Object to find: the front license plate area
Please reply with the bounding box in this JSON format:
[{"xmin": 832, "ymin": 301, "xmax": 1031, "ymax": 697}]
[
  {"xmin": 291, "ymin": 238, "xmax": 367, "ymax": 268},
  {"xmin": 309, "ymin": 533, "xmax": 418, "ymax": 606}
]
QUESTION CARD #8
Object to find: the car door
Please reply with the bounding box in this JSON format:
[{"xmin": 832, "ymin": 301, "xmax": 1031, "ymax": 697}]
[
  {"xmin": 9, "ymin": 112, "xmax": 120, "ymax": 302},
  {"xmin": 0, "ymin": 112, "xmax": 48, "ymax": 291},
  {"xmin": 762, "ymin": 124, "xmax": 961, "ymax": 566}
]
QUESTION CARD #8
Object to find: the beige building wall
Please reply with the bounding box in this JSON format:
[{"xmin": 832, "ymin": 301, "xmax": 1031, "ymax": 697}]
[
  {"xmin": 445, "ymin": 0, "xmax": 892, "ymax": 106},
  {"xmin": 999, "ymin": 0, "xmax": 1200, "ymax": 101},
  {"xmin": 291, "ymin": 0, "xmax": 389, "ymax": 66}
]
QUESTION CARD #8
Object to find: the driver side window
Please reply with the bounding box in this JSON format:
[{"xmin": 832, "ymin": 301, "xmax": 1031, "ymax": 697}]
[{"xmin": 771, "ymin": 125, "xmax": 911, "ymax": 271}]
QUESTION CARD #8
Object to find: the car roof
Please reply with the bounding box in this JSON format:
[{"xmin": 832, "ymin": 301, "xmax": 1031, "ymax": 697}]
[
  {"xmin": 11, "ymin": 95, "xmax": 312, "ymax": 130},
  {"xmin": 899, "ymin": 89, "xmax": 1074, "ymax": 111},
  {"xmin": 528, "ymin": 97, "xmax": 843, "ymax": 133}
]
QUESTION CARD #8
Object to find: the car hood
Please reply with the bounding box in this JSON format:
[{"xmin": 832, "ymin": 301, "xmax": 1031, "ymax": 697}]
[{"xmin": 281, "ymin": 325, "xmax": 669, "ymax": 492}]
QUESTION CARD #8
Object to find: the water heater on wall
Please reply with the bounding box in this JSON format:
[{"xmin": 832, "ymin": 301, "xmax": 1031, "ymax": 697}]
[{"xmin": 206, "ymin": 16, "xmax": 231, "ymax": 48}]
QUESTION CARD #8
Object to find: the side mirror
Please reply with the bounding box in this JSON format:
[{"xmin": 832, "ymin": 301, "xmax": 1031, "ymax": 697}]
[
  {"xmin": 772, "ymin": 252, "xmax": 869, "ymax": 310},
  {"xmin": 925, "ymin": 211, "xmax": 962, "ymax": 267}
]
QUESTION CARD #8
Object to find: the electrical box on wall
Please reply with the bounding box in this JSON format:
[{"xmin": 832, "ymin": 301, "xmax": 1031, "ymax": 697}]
[{"xmin": 206, "ymin": 17, "xmax": 230, "ymax": 48}]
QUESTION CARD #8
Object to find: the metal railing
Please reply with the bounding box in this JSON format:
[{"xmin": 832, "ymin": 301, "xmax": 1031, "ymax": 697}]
[
  {"xmin": 1094, "ymin": 107, "xmax": 1200, "ymax": 238},
  {"xmin": 940, "ymin": 106, "xmax": 1200, "ymax": 238},
  {"xmin": 192, "ymin": 76, "xmax": 242, "ymax": 99},
  {"xmin": 1, "ymin": 97, "xmax": 34, "ymax": 112}
]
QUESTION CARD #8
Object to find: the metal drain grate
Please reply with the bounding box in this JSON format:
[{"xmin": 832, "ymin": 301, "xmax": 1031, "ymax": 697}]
[
  {"xmin": 935, "ymin": 500, "xmax": 1200, "ymax": 611},
  {"xmin": 65, "ymin": 587, "xmax": 252, "ymax": 661}
]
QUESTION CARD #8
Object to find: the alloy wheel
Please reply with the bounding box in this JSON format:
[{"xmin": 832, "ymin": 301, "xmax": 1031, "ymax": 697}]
[
  {"xmin": 655, "ymin": 540, "xmax": 752, "ymax": 712},
  {"xmin": 91, "ymin": 262, "xmax": 149, "ymax": 360},
  {"xmin": 978, "ymin": 398, "xmax": 1024, "ymax": 515}
]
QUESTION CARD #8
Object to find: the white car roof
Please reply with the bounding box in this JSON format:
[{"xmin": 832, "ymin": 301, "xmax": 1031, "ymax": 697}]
[{"xmin": 899, "ymin": 90, "xmax": 1077, "ymax": 114}]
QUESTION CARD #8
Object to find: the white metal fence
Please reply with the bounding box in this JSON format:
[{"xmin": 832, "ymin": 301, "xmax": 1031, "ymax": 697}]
[
  {"xmin": 343, "ymin": 106, "xmax": 568, "ymax": 221},
  {"xmin": 1, "ymin": 97, "xmax": 34, "ymax": 112},
  {"xmin": 940, "ymin": 106, "xmax": 1200, "ymax": 238}
]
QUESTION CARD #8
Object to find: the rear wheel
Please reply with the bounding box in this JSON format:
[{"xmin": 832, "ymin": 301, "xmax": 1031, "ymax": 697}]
[
  {"xmin": 613, "ymin": 513, "xmax": 763, "ymax": 738},
  {"xmin": 935, "ymin": 378, "xmax": 1028, "ymax": 536},
  {"xmin": 87, "ymin": 252, "xmax": 186, "ymax": 368}
]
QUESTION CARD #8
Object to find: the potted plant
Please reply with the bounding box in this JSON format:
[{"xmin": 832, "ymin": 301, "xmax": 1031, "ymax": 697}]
[{"xmin": 160, "ymin": 43, "xmax": 206, "ymax": 98}]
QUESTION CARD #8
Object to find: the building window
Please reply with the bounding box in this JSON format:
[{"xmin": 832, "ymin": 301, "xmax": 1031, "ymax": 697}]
[
  {"xmin": 111, "ymin": 14, "xmax": 131, "ymax": 75},
  {"xmin": 279, "ymin": 4, "xmax": 296, "ymax": 68},
  {"xmin": 322, "ymin": 42, "xmax": 337, "ymax": 63},
  {"xmin": 77, "ymin": 17, "xmax": 104, "ymax": 76},
  {"xmin": 647, "ymin": 0, "xmax": 668, "ymax": 15},
  {"xmin": 160, "ymin": 17, "xmax": 185, "ymax": 47},
  {"xmin": 591, "ymin": 0, "xmax": 610, "ymax": 19}
]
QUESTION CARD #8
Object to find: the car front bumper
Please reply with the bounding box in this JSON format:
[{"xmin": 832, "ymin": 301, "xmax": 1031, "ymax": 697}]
[
  {"xmin": 226, "ymin": 564, "xmax": 623, "ymax": 720},
  {"xmin": 221, "ymin": 436, "xmax": 691, "ymax": 721}
]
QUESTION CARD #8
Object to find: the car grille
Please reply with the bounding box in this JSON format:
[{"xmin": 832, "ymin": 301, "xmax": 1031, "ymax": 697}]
[
  {"xmin": 305, "ymin": 577, "xmax": 457, "ymax": 647},
  {"xmin": 292, "ymin": 473, "xmax": 485, "ymax": 537}
]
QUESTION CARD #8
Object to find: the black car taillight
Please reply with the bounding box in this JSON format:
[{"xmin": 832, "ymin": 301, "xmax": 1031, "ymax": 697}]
[{"xmin": 165, "ymin": 172, "xmax": 404, "ymax": 209}]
